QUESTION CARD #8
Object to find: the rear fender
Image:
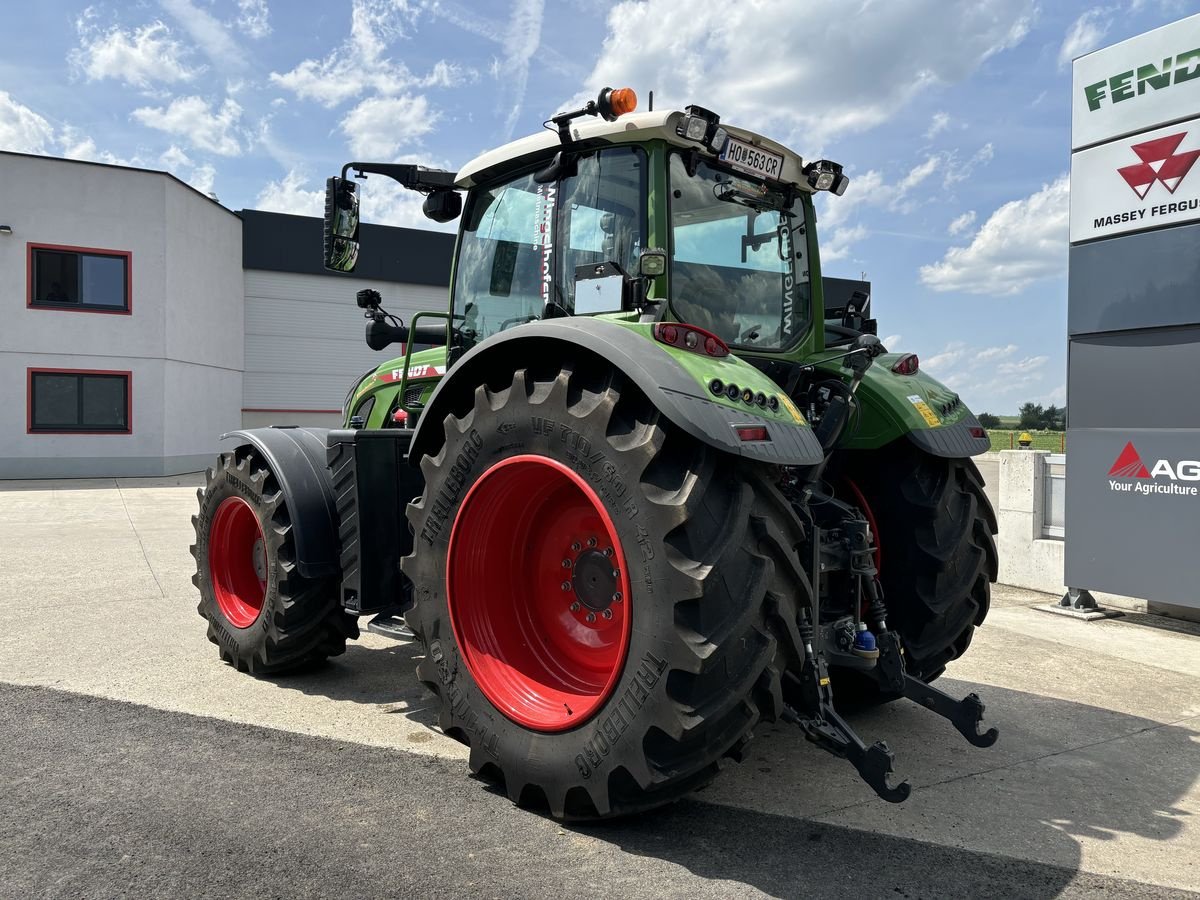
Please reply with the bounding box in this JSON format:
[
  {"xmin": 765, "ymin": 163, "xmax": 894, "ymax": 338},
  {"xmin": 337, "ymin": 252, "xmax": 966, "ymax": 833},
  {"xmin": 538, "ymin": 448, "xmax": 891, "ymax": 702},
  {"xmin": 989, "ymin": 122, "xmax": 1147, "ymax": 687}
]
[
  {"xmin": 409, "ymin": 318, "xmax": 825, "ymax": 466},
  {"xmin": 830, "ymin": 358, "xmax": 991, "ymax": 457},
  {"xmin": 218, "ymin": 427, "xmax": 339, "ymax": 578}
]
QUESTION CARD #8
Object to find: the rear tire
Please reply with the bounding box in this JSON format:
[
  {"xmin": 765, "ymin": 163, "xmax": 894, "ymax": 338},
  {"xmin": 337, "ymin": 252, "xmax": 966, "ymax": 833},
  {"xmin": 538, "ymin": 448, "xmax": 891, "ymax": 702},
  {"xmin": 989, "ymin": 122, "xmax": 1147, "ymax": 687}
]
[
  {"xmin": 402, "ymin": 361, "xmax": 811, "ymax": 819},
  {"xmin": 191, "ymin": 448, "xmax": 358, "ymax": 674},
  {"xmin": 837, "ymin": 441, "xmax": 998, "ymax": 684}
]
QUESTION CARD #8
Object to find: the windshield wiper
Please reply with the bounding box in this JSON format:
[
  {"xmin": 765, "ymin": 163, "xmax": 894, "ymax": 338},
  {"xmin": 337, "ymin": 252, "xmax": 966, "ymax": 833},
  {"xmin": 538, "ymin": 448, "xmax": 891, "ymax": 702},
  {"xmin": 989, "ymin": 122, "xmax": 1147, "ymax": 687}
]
[{"xmin": 713, "ymin": 179, "xmax": 788, "ymax": 213}]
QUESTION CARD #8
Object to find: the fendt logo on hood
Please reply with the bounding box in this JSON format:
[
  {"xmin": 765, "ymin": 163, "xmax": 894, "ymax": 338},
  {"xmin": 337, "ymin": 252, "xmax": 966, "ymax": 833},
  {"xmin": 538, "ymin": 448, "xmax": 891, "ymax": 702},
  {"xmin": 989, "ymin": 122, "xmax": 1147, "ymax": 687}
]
[
  {"xmin": 1108, "ymin": 441, "xmax": 1200, "ymax": 498},
  {"xmin": 1117, "ymin": 132, "xmax": 1200, "ymax": 199}
]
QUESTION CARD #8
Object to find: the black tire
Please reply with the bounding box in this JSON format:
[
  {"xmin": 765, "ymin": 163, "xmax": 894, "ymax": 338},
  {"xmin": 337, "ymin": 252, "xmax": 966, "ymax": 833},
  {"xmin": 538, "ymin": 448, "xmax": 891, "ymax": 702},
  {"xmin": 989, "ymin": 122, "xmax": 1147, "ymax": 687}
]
[
  {"xmin": 191, "ymin": 447, "xmax": 359, "ymax": 674},
  {"xmin": 837, "ymin": 440, "xmax": 998, "ymax": 684},
  {"xmin": 402, "ymin": 361, "xmax": 811, "ymax": 820}
]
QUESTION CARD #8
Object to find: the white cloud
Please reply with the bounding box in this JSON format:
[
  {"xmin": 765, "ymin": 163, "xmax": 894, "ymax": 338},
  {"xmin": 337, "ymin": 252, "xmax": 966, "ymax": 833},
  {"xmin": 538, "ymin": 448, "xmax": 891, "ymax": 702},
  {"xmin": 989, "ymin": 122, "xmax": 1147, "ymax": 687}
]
[
  {"xmin": 576, "ymin": 0, "xmax": 1033, "ymax": 145},
  {"xmin": 919, "ymin": 174, "xmax": 1069, "ymax": 295},
  {"xmin": 891, "ymin": 155, "xmax": 941, "ymax": 210},
  {"xmin": 132, "ymin": 95, "xmax": 244, "ymax": 156},
  {"xmin": 976, "ymin": 343, "xmax": 1018, "ymax": 361},
  {"xmin": 943, "ymin": 141, "xmax": 994, "ymax": 187},
  {"xmin": 925, "ymin": 112, "xmax": 951, "ymax": 139},
  {"xmin": 821, "ymin": 223, "xmax": 867, "ymax": 263},
  {"xmin": 881, "ymin": 333, "xmax": 903, "ymax": 348},
  {"xmin": 0, "ymin": 91, "xmax": 55, "ymax": 153},
  {"xmin": 1058, "ymin": 9, "xmax": 1111, "ymax": 69},
  {"xmin": 254, "ymin": 169, "xmax": 324, "ymax": 217},
  {"xmin": 160, "ymin": 0, "xmax": 246, "ymax": 69},
  {"xmin": 70, "ymin": 16, "xmax": 199, "ymax": 88},
  {"xmin": 342, "ymin": 95, "xmax": 436, "ymax": 157},
  {"xmin": 948, "ymin": 210, "xmax": 976, "ymax": 235},
  {"xmin": 270, "ymin": 0, "xmax": 465, "ymax": 108},
  {"xmin": 236, "ymin": 0, "xmax": 271, "ymax": 39},
  {"xmin": 157, "ymin": 144, "xmax": 216, "ymax": 196},
  {"xmin": 917, "ymin": 340, "xmax": 1052, "ymax": 411}
]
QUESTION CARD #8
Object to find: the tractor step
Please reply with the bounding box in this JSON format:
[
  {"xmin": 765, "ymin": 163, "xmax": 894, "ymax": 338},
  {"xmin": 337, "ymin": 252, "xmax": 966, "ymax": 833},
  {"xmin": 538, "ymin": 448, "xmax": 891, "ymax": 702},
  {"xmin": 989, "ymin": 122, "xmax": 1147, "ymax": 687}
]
[{"xmin": 366, "ymin": 614, "xmax": 416, "ymax": 641}]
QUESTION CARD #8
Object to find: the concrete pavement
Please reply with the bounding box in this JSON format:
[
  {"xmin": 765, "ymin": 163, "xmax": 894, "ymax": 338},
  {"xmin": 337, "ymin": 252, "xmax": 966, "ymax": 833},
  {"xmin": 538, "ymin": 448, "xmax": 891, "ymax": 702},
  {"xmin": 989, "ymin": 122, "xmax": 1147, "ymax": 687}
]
[{"xmin": 0, "ymin": 475, "xmax": 1197, "ymax": 897}]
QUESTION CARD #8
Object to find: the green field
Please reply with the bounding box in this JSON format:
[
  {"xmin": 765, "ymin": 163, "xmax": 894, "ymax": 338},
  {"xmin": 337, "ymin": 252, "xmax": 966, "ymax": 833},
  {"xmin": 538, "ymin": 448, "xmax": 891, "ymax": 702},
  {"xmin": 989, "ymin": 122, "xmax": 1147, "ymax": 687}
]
[{"xmin": 986, "ymin": 430, "xmax": 1065, "ymax": 453}]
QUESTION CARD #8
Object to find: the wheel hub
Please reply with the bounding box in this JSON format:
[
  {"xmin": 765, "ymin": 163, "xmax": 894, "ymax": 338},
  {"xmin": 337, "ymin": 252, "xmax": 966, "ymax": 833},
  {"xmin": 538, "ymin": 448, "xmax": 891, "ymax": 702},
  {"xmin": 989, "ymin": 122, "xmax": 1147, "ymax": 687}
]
[{"xmin": 571, "ymin": 548, "xmax": 617, "ymax": 612}]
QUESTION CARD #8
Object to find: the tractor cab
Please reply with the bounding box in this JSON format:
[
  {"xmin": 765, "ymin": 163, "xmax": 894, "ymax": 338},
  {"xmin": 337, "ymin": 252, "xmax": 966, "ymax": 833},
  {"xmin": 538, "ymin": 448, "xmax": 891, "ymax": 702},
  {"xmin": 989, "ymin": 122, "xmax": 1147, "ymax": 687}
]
[{"xmin": 323, "ymin": 88, "xmax": 850, "ymax": 366}]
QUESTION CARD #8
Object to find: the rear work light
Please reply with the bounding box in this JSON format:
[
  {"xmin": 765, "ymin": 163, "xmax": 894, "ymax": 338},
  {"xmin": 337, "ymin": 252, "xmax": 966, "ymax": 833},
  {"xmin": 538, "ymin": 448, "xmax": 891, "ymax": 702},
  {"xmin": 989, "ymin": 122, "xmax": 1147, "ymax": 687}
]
[
  {"xmin": 653, "ymin": 322, "xmax": 729, "ymax": 358},
  {"xmin": 890, "ymin": 353, "xmax": 919, "ymax": 376}
]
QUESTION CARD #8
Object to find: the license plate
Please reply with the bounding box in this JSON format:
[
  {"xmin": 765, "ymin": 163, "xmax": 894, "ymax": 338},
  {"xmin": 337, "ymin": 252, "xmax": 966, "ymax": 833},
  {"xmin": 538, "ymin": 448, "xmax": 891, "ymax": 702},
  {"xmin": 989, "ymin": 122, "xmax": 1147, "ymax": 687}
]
[{"xmin": 720, "ymin": 137, "xmax": 784, "ymax": 181}]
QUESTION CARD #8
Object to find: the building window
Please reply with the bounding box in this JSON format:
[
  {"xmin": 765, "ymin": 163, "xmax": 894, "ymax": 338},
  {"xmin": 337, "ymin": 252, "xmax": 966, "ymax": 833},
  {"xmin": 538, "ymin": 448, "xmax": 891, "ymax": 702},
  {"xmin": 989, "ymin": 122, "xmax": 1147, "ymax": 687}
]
[
  {"xmin": 28, "ymin": 369, "xmax": 132, "ymax": 434},
  {"xmin": 28, "ymin": 244, "xmax": 131, "ymax": 313}
]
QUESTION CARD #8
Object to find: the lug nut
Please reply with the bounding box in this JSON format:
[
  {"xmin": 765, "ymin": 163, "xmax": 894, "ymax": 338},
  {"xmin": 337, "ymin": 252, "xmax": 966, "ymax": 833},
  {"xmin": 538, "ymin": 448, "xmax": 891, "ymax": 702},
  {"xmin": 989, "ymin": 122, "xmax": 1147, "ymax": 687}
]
[
  {"xmin": 570, "ymin": 602, "xmax": 580, "ymax": 612},
  {"xmin": 602, "ymin": 609, "xmax": 613, "ymax": 620},
  {"xmin": 587, "ymin": 536, "xmax": 597, "ymax": 548},
  {"xmin": 603, "ymin": 547, "xmax": 613, "ymax": 557},
  {"xmin": 612, "ymin": 568, "xmax": 620, "ymax": 578},
  {"xmin": 561, "ymin": 581, "xmax": 571, "ymax": 591},
  {"xmin": 561, "ymin": 559, "xmax": 571, "ymax": 568},
  {"xmin": 612, "ymin": 592, "xmax": 622, "ymax": 603},
  {"xmin": 571, "ymin": 541, "xmax": 581, "ymax": 552},
  {"xmin": 586, "ymin": 612, "xmax": 596, "ymax": 623}
]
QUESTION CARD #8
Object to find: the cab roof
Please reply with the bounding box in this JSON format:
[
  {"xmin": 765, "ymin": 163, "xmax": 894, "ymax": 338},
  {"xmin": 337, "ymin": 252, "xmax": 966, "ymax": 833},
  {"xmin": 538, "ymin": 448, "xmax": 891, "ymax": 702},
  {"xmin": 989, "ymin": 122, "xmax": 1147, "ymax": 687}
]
[{"xmin": 455, "ymin": 108, "xmax": 811, "ymax": 192}]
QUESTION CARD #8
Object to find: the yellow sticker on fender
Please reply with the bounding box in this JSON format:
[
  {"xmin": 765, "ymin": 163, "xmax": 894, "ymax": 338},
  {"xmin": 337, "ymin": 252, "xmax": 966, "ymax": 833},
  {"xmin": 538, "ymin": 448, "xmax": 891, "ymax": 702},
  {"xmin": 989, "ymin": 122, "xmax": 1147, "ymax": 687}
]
[
  {"xmin": 907, "ymin": 394, "xmax": 940, "ymax": 427},
  {"xmin": 779, "ymin": 394, "xmax": 807, "ymax": 425}
]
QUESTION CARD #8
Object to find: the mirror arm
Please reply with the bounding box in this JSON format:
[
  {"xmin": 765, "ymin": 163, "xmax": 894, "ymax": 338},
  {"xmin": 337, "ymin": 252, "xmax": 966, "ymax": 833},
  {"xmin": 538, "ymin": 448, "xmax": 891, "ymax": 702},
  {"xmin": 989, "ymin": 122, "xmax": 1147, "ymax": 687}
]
[{"xmin": 342, "ymin": 162, "xmax": 458, "ymax": 193}]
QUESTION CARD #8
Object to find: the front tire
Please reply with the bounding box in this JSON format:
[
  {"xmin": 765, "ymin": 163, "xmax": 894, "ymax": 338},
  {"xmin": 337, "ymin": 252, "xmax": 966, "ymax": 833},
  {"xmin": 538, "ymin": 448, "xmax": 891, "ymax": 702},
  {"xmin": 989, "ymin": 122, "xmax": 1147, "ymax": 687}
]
[
  {"xmin": 402, "ymin": 362, "xmax": 811, "ymax": 819},
  {"xmin": 191, "ymin": 448, "xmax": 358, "ymax": 674}
]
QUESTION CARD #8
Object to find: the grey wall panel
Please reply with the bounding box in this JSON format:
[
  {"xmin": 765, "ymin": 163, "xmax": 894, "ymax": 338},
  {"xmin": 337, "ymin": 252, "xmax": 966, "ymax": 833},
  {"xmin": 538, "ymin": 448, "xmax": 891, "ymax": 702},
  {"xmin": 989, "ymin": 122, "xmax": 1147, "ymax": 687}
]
[
  {"xmin": 243, "ymin": 270, "xmax": 447, "ymax": 411},
  {"xmin": 1068, "ymin": 223, "xmax": 1200, "ymax": 335},
  {"xmin": 1068, "ymin": 325, "xmax": 1200, "ymax": 428},
  {"xmin": 1065, "ymin": 427, "xmax": 1200, "ymax": 607}
]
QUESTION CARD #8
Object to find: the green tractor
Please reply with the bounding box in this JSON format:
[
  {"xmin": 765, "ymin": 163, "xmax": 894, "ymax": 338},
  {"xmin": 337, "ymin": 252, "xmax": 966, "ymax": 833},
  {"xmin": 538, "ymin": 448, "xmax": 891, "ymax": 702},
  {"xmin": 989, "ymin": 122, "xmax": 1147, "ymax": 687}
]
[{"xmin": 192, "ymin": 88, "xmax": 999, "ymax": 818}]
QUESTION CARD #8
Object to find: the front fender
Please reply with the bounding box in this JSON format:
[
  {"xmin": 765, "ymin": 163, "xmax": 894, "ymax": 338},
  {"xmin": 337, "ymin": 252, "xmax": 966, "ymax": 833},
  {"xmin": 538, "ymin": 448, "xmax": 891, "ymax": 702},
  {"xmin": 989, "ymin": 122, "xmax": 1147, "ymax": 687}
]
[
  {"xmin": 218, "ymin": 427, "xmax": 340, "ymax": 578},
  {"xmin": 409, "ymin": 318, "xmax": 825, "ymax": 466}
]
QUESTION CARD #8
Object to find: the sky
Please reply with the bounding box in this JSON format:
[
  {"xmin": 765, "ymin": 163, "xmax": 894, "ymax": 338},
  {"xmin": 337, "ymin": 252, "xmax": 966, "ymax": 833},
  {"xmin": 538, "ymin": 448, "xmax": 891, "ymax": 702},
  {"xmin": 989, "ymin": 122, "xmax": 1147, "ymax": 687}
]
[{"xmin": 0, "ymin": 0, "xmax": 1194, "ymax": 414}]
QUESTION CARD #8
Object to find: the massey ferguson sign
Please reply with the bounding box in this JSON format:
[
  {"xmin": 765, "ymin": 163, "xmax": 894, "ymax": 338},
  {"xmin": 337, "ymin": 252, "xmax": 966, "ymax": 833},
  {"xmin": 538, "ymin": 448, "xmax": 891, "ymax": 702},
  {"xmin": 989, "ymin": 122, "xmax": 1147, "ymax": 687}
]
[
  {"xmin": 1107, "ymin": 441, "xmax": 1200, "ymax": 496},
  {"xmin": 1070, "ymin": 116, "xmax": 1200, "ymax": 241}
]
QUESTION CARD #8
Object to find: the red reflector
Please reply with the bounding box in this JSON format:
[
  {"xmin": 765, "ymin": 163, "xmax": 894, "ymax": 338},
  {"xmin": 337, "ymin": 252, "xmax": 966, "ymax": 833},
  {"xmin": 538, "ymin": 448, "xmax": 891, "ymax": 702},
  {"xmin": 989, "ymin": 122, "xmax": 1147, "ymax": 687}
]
[
  {"xmin": 969, "ymin": 426, "xmax": 986, "ymax": 439},
  {"xmin": 392, "ymin": 409, "xmax": 408, "ymax": 424},
  {"xmin": 652, "ymin": 322, "xmax": 729, "ymax": 357},
  {"xmin": 735, "ymin": 425, "xmax": 770, "ymax": 442},
  {"xmin": 890, "ymin": 353, "xmax": 919, "ymax": 376}
]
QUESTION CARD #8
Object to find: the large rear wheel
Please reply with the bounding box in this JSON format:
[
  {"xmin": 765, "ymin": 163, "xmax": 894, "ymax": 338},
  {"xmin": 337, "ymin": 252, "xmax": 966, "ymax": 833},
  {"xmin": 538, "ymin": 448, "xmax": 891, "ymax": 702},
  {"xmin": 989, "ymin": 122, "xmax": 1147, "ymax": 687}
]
[
  {"xmin": 837, "ymin": 441, "xmax": 998, "ymax": 684},
  {"xmin": 403, "ymin": 361, "xmax": 811, "ymax": 819}
]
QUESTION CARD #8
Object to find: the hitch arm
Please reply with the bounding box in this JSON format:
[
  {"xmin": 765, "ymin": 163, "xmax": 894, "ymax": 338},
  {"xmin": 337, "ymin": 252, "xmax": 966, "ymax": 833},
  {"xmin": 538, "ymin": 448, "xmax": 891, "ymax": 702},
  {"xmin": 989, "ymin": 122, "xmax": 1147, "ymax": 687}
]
[
  {"xmin": 876, "ymin": 632, "xmax": 999, "ymax": 748},
  {"xmin": 784, "ymin": 705, "xmax": 912, "ymax": 803}
]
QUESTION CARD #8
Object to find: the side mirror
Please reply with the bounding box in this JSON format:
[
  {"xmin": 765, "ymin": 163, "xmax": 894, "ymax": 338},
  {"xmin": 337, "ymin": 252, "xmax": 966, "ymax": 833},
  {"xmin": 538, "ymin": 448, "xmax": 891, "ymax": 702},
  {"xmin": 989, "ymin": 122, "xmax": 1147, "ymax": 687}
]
[
  {"xmin": 324, "ymin": 176, "xmax": 360, "ymax": 272},
  {"xmin": 423, "ymin": 190, "xmax": 462, "ymax": 223}
]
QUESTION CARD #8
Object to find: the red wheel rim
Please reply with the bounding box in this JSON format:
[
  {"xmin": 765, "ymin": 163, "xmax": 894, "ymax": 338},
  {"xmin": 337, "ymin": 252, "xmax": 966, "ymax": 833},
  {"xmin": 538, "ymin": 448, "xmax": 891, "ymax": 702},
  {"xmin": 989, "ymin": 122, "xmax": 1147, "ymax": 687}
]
[
  {"xmin": 843, "ymin": 478, "xmax": 882, "ymax": 573},
  {"xmin": 208, "ymin": 496, "xmax": 268, "ymax": 629},
  {"xmin": 446, "ymin": 455, "xmax": 633, "ymax": 732}
]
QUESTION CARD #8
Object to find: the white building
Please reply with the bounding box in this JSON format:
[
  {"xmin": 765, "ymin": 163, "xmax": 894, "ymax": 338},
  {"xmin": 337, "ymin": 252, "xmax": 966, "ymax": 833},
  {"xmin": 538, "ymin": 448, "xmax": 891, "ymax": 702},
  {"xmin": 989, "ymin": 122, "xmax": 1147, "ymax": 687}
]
[{"xmin": 0, "ymin": 152, "xmax": 453, "ymax": 479}]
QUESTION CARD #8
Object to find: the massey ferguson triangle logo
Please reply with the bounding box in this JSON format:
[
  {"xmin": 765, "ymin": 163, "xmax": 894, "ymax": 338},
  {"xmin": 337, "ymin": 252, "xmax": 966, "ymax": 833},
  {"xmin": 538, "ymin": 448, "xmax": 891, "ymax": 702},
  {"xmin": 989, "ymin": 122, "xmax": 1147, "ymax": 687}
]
[
  {"xmin": 1118, "ymin": 132, "xmax": 1200, "ymax": 199},
  {"xmin": 1108, "ymin": 441, "xmax": 1150, "ymax": 478}
]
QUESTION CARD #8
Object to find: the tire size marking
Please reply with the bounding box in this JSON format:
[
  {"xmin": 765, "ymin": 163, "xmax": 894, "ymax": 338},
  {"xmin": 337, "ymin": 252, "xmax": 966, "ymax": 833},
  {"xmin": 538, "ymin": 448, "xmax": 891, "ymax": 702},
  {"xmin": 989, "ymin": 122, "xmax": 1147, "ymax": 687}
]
[
  {"xmin": 430, "ymin": 638, "xmax": 500, "ymax": 758},
  {"xmin": 420, "ymin": 428, "xmax": 484, "ymax": 547},
  {"xmin": 575, "ymin": 651, "xmax": 668, "ymax": 779}
]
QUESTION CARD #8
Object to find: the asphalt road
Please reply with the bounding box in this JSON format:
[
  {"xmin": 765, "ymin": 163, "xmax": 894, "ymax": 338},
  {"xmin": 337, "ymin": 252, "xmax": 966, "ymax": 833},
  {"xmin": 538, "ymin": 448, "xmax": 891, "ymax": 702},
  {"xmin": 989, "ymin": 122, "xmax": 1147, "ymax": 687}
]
[
  {"xmin": 1, "ymin": 476, "xmax": 1198, "ymax": 899},
  {"xmin": 2, "ymin": 682, "xmax": 1192, "ymax": 900}
]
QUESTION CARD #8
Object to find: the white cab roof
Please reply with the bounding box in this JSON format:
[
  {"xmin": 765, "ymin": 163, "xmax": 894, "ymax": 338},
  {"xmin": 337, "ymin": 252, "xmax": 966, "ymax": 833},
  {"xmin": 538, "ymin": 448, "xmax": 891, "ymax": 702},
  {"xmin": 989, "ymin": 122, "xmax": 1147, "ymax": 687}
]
[{"xmin": 455, "ymin": 108, "xmax": 811, "ymax": 192}]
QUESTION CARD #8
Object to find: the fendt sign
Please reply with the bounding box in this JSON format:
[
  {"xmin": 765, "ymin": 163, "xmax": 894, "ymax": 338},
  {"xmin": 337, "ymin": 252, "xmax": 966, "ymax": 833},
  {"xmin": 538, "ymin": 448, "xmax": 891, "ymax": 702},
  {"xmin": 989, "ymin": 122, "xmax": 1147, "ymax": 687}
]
[
  {"xmin": 1067, "ymin": 13, "xmax": 1200, "ymax": 608},
  {"xmin": 1073, "ymin": 19, "xmax": 1200, "ymax": 149}
]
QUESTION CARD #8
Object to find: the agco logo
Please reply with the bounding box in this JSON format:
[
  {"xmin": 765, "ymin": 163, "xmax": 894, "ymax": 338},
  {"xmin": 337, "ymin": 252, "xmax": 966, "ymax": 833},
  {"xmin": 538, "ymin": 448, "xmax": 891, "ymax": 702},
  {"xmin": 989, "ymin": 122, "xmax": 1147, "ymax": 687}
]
[
  {"xmin": 1117, "ymin": 132, "xmax": 1200, "ymax": 199},
  {"xmin": 1108, "ymin": 441, "xmax": 1200, "ymax": 497}
]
